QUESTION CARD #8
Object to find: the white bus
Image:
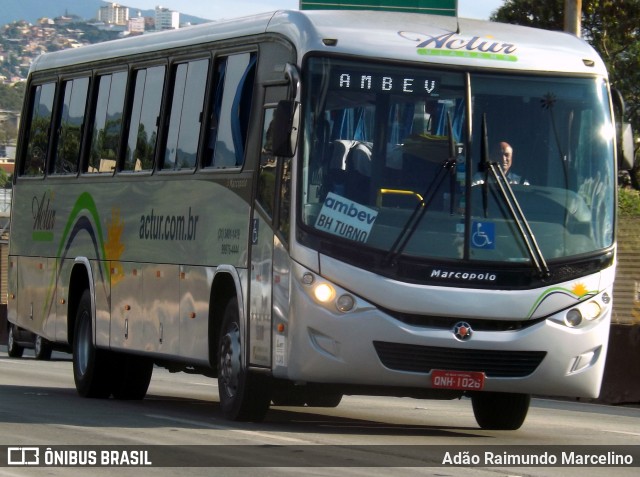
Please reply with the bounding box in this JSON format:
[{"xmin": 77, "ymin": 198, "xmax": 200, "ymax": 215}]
[{"xmin": 7, "ymin": 10, "xmax": 628, "ymax": 429}]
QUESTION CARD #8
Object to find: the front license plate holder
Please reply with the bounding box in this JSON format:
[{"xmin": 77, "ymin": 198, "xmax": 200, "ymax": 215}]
[{"xmin": 431, "ymin": 369, "xmax": 485, "ymax": 391}]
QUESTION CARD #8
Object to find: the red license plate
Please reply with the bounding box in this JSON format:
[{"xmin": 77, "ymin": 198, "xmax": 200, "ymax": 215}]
[{"xmin": 431, "ymin": 369, "xmax": 485, "ymax": 390}]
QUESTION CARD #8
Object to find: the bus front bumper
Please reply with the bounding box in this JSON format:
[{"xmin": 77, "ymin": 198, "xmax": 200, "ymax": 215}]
[{"xmin": 271, "ymin": 266, "xmax": 610, "ymax": 399}]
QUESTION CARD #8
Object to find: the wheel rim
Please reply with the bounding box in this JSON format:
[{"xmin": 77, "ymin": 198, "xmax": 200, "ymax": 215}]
[
  {"xmin": 219, "ymin": 322, "xmax": 241, "ymax": 400},
  {"xmin": 8, "ymin": 327, "xmax": 15, "ymax": 351},
  {"xmin": 34, "ymin": 336, "xmax": 42, "ymax": 356},
  {"xmin": 76, "ymin": 311, "xmax": 91, "ymax": 376}
]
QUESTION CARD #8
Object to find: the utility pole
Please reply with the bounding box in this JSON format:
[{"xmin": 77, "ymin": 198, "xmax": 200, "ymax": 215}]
[{"xmin": 564, "ymin": 0, "xmax": 582, "ymax": 37}]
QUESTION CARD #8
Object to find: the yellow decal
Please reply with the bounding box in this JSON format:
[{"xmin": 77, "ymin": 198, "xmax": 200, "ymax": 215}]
[{"xmin": 105, "ymin": 207, "xmax": 125, "ymax": 284}]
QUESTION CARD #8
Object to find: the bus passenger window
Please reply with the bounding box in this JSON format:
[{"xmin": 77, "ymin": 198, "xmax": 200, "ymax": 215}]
[
  {"xmin": 21, "ymin": 82, "xmax": 56, "ymax": 177},
  {"xmin": 124, "ymin": 65, "xmax": 165, "ymax": 172},
  {"xmin": 204, "ymin": 53, "xmax": 256, "ymax": 168},
  {"xmin": 162, "ymin": 59, "xmax": 208, "ymax": 170},
  {"xmin": 53, "ymin": 77, "xmax": 89, "ymax": 175},
  {"xmin": 88, "ymin": 71, "xmax": 127, "ymax": 173}
]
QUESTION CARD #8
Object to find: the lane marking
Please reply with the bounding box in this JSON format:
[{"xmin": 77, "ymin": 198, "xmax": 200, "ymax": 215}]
[
  {"xmin": 145, "ymin": 414, "xmax": 309, "ymax": 443},
  {"xmin": 604, "ymin": 429, "xmax": 640, "ymax": 437}
]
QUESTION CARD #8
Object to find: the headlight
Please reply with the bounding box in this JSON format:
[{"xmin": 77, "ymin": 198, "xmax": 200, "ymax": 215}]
[
  {"xmin": 561, "ymin": 299, "xmax": 605, "ymax": 328},
  {"xmin": 336, "ymin": 294, "xmax": 356, "ymax": 312},
  {"xmin": 313, "ymin": 283, "xmax": 335, "ymax": 303},
  {"xmin": 299, "ymin": 270, "xmax": 358, "ymax": 313},
  {"xmin": 582, "ymin": 301, "xmax": 602, "ymax": 321},
  {"xmin": 565, "ymin": 308, "xmax": 582, "ymax": 327}
]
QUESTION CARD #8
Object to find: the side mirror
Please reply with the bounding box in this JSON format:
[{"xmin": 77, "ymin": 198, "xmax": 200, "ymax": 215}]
[
  {"xmin": 612, "ymin": 88, "xmax": 635, "ymax": 171},
  {"xmin": 619, "ymin": 122, "xmax": 635, "ymax": 171},
  {"xmin": 272, "ymin": 100, "xmax": 300, "ymax": 158}
]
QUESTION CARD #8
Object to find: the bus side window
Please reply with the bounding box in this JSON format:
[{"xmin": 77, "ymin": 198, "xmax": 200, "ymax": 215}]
[
  {"xmin": 53, "ymin": 77, "xmax": 89, "ymax": 175},
  {"xmin": 87, "ymin": 71, "xmax": 127, "ymax": 174},
  {"xmin": 257, "ymin": 108, "xmax": 276, "ymax": 217},
  {"xmin": 21, "ymin": 82, "xmax": 56, "ymax": 177},
  {"xmin": 257, "ymin": 106, "xmax": 292, "ymax": 243},
  {"xmin": 204, "ymin": 52, "xmax": 256, "ymax": 168},
  {"xmin": 123, "ymin": 65, "xmax": 165, "ymax": 172},
  {"xmin": 162, "ymin": 58, "xmax": 209, "ymax": 171}
]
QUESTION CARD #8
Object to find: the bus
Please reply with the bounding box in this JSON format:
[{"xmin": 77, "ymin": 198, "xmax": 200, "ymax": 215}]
[{"xmin": 7, "ymin": 10, "xmax": 630, "ymax": 430}]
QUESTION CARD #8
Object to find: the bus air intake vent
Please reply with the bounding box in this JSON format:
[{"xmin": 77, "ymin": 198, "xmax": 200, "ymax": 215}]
[{"xmin": 373, "ymin": 342, "xmax": 546, "ymax": 378}]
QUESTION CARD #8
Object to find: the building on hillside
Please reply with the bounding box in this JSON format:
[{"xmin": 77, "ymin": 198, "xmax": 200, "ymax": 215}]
[
  {"xmin": 155, "ymin": 6, "xmax": 179, "ymax": 31},
  {"xmin": 128, "ymin": 12, "xmax": 146, "ymax": 34},
  {"xmin": 98, "ymin": 3, "xmax": 129, "ymax": 26}
]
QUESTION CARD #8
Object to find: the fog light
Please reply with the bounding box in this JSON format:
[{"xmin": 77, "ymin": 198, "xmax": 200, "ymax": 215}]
[
  {"xmin": 336, "ymin": 294, "xmax": 355, "ymax": 312},
  {"xmin": 314, "ymin": 283, "xmax": 334, "ymax": 303},
  {"xmin": 570, "ymin": 350, "xmax": 596, "ymax": 373},
  {"xmin": 302, "ymin": 273, "xmax": 315, "ymax": 286},
  {"xmin": 565, "ymin": 308, "xmax": 582, "ymax": 327},
  {"xmin": 582, "ymin": 301, "xmax": 602, "ymax": 321}
]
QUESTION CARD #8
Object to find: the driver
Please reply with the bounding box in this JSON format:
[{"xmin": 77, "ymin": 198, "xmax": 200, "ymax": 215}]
[{"xmin": 472, "ymin": 141, "xmax": 529, "ymax": 185}]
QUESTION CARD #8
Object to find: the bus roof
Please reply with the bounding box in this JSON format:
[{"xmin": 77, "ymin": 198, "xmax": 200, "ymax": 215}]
[{"xmin": 29, "ymin": 10, "xmax": 607, "ymax": 77}]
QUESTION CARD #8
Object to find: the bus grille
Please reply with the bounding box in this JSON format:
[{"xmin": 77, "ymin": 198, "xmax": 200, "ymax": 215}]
[{"xmin": 373, "ymin": 341, "xmax": 546, "ymax": 378}]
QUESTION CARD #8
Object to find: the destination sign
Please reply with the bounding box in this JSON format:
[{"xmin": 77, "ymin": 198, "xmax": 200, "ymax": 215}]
[{"xmin": 331, "ymin": 69, "xmax": 440, "ymax": 96}]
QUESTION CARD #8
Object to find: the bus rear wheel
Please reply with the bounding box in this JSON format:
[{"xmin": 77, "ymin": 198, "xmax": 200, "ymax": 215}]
[
  {"xmin": 34, "ymin": 335, "xmax": 53, "ymax": 361},
  {"xmin": 73, "ymin": 290, "xmax": 114, "ymax": 398},
  {"xmin": 217, "ymin": 297, "xmax": 271, "ymax": 421},
  {"xmin": 471, "ymin": 392, "xmax": 530, "ymax": 430},
  {"xmin": 7, "ymin": 325, "xmax": 25, "ymax": 358}
]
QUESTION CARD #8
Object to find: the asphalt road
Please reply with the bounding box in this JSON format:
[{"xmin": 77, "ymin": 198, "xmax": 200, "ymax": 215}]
[{"xmin": 1, "ymin": 347, "xmax": 639, "ymax": 477}]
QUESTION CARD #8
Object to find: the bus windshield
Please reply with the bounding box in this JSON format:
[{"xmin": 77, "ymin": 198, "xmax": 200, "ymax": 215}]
[{"xmin": 301, "ymin": 57, "xmax": 615, "ymax": 264}]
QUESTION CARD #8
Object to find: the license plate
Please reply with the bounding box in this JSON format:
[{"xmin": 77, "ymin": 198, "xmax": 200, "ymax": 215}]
[{"xmin": 431, "ymin": 369, "xmax": 485, "ymax": 390}]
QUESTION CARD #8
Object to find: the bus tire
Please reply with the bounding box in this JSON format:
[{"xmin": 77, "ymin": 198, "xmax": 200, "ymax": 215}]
[
  {"xmin": 7, "ymin": 325, "xmax": 25, "ymax": 358},
  {"xmin": 306, "ymin": 392, "xmax": 343, "ymax": 408},
  {"xmin": 271, "ymin": 382, "xmax": 308, "ymax": 406},
  {"xmin": 471, "ymin": 392, "xmax": 530, "ymax": 430},
  {"xmin": 73, "ymin": 289, "xmax": 113, "ymax": 398},
  {"xmin": 111, "ymin": 353, "xmax": 154, "ymax": 400},
  {"xmin": 217, "ymin": 297, "xmax": 271, "ymax": 421},
  {"xmin": 34, "ymin": 335, "xmax": 53, "ymax": 361}
]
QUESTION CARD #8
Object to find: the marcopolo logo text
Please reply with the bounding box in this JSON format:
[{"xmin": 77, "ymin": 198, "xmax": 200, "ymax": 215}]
[{"xmin": 431, "ymin": 269, "xmax": 497, "ymax": 283}]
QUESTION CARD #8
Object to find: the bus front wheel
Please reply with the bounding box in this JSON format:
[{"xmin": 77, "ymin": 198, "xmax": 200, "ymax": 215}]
[
  {"xmin": 217, "ymin": 297, "xmax": 271, "ymax": 421},
  {"xmin": 471, "ymin": 392, "xmax": 531, "ymax": 430},
  {"xmin": 73, "ymin": 290, "xmax": 113, "ymax": 398},
  {"xmin": 111, "ymin": 352, "xmax": 154, "ymax": 400}
]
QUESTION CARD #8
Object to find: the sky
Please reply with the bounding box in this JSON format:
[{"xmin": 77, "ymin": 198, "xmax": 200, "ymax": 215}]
[{"xmin": 126, "ymin": 1, "xmax": 505, "ymax": 21}]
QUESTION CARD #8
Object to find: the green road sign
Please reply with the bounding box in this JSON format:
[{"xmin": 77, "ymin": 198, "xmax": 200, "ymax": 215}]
[{"xmin": 299, "ymin": 1, "xmax": 457, "ymax": 16}]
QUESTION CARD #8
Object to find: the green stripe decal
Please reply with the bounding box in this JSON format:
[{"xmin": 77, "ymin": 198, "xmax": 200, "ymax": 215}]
[
  {"xmin": 417, "ymin": 48, "xmax": 518, "ymax": 62},
  {"xmin": 56, "ymin": 192, "xmax": 106, "ymax": 262},
  {"xmin": 32, "ymin": 231, "xmax": 54, "ymax": 241},
  {"xmin": 43, "ymin": 192, "xmax": 107, "ymax": 318}
]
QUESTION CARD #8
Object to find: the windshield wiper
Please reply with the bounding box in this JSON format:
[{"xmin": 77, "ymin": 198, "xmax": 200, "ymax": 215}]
[
  {"xmin": 385, "ymin": 114, "xmax": 457, "ymax": 266},
  {"xmin": 480, "ymin": 115, "xmax": 550, "ymax": 278}
]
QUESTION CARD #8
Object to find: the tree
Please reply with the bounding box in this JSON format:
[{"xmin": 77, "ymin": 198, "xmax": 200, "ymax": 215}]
[
  {"xmin": 491, "ymin": 0, "xmax": 566, "ymax": 29},
  {"xmin": 582, "ymin": 1, "xmax": 640, "ymax": 165},
  {"xmin": 0, "ymin": 82, "xmax": 25, "ymax": 111},
  {"xmin": 492, "ymin": 0, "xmax": 640, "ymax": 185},
  {"xmin": 0, "ymin": 120, "xmax": 17, "ymax": 147}
]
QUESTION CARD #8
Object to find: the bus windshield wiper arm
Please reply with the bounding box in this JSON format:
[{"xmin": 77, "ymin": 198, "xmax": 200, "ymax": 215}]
[
  {"xmin": 385, "ymin": 115, "xmax": 457, "ymax": 266},
  {"xmin": 384, "ymin": 159, "xmax": 456, "ymax": 265},
  {"xmin": 480, "ymin": 116, "xmax": 550, "ymax": 278}
]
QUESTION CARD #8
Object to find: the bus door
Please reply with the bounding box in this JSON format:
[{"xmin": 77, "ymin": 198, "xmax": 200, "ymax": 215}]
[
  {"xmin": 249, "ymin": 103, "xmax": 277, "ymax": 368},
  {"xmin": 249, "ymin": 86, "xmax": 293, "ymax": 369}
]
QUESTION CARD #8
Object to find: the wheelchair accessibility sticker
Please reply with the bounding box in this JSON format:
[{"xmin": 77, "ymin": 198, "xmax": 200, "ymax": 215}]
[{"xmin": 471, "ymin": 221, "xmax": 495, "ymax": 250}]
